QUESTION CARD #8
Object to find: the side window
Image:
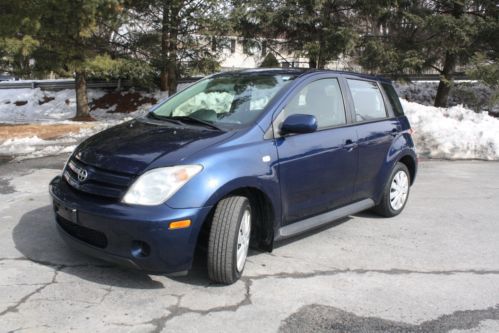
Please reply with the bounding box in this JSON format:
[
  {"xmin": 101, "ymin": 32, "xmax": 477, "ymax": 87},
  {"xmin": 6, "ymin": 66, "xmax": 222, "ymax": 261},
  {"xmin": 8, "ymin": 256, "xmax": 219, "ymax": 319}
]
[
  {"xmin": 381, "ymin": 83, "xmax": 405, "ymax": 116},
  {"xmin": 280, "ymin": 78, "xmax": 346, "ymax": 130},
  {"xmin": 347, "ymin": 79, "xmax": 387, "ymax": 121}
]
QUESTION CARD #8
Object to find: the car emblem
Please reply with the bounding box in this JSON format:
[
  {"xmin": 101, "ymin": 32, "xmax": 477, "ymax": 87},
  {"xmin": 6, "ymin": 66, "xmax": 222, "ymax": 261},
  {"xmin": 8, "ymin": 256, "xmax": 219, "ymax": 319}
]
[{"xmin": 77, "ymin": 168, "xmax": 88, "ymax": 182}]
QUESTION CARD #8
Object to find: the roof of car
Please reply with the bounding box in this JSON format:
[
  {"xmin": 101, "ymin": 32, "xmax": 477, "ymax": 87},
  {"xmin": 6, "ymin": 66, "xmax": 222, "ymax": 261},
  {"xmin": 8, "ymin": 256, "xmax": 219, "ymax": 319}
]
[{"xmin": 212, "ymin": 68, "xmax": 391, "ymax": 83}]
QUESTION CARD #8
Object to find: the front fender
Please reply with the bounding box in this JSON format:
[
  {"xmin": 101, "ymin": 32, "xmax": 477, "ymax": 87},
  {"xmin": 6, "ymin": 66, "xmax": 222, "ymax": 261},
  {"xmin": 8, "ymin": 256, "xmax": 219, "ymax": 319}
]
[{"xmin": 165, "ymin": 129, "xmax": 281, "ymax": 220}]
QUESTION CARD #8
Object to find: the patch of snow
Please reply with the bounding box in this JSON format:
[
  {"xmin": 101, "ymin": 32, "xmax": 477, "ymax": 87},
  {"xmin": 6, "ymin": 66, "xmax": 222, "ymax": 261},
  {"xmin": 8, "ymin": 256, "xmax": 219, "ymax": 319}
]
[
  {"xmin": 0, "ymin": 84, "xmax": 202, "ymax": 160},
  {"xmin": 0, "ymin": 88, "xmax": 107, "ymax": 123},
  {"xmin": 0, "ymin": 121, "xmax": 117, "ymax": 160},
  {"xmin": 403, "ymin": 99, "xmax": 499, "ymax": 160}
]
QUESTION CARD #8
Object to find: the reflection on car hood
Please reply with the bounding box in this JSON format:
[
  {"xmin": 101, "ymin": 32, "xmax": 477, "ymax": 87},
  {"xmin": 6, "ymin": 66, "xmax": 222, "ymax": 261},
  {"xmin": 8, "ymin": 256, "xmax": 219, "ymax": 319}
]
[{"xmin": 74, "ymin": 118, "xmax": 231, "ymax": 175}]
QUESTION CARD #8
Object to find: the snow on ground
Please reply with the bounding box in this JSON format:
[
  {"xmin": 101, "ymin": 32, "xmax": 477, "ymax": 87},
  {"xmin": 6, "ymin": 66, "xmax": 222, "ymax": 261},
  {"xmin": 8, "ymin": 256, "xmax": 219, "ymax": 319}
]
[
  {"xmin": 1, "ymin": 83, "xmax": 498, "ymax": 161},
  {"xmin": 0, "ymin": 85, "xmax": 194, "ymax": 160},
  {"xmin": 395, "ymin": 81, "xmax": 498, "ymax": 114},
  {"xmin": 0, "ymin": 88, "xmax": 169, "ymax": 123},
  {"xmin": 402, "ymin": 99, "xmax": 499, "ymax": 160},
  {"xmin": 0, "ymin": 123, "xmax": 113, "ymax": 160}
]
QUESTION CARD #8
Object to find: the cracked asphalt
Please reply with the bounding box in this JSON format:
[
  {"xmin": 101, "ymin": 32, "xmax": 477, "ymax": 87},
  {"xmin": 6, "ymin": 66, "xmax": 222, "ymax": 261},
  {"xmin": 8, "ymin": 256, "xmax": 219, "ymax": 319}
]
[{"xmin": 0, "ymin": 156, "xmax": 498, "ymax": 333}]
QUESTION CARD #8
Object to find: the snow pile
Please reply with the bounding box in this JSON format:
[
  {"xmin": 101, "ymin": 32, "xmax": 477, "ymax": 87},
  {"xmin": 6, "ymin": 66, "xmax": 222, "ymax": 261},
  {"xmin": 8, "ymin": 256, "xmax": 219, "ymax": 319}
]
[
  {"xmin": 0, "ymin": 88, "xmax": 108, "ymax": 123},
  {"xmin": 395, "ymin": 81, "xmax": 498, "ymax": 114},
  {"xmin": 0, "ymin": 84, "xmax": 192, "ymax": 124},
  {"xmin": 402, "ymin": 99, "xmax": 499, "ymax": 160},
  {"xmin": 0, "ymin": 136, "xmax": 76, "ymax": 159},
  {"xmin": 0, "ymin": 122, "xmax": 115, "ymax": 160},
  {"xmin": 2, "ymin": 82, "xmax": 498, "ymax": 161},
  {"xmin": 0, "ymin": 85, "xmax": 190, "ymax": 160}
]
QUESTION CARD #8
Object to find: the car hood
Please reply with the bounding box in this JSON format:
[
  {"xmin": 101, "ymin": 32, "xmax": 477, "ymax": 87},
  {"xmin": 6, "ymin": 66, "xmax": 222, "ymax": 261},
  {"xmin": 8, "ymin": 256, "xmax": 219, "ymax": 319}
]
[{"xmin": 74, "ymin": 118, "xmax": 232, "ymax": 174}]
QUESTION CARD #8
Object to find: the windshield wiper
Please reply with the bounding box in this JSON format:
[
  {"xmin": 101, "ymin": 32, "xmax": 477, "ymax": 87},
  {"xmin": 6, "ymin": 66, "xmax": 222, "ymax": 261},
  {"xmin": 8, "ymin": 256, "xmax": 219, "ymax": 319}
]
[
  {"xmin": 172, "ymin": 116, "xmax": 223, "ymax": 131},
  {"xmin": 147, "ymin": 113, "xmax": 183, "ymax": 125}
]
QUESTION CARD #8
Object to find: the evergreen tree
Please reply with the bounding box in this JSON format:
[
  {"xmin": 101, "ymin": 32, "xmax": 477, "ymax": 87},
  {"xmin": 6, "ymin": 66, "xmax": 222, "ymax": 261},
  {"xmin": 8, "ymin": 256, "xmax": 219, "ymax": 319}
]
[
  {"xmin": 0, "ymin": 1, "xmax": 40, "ymax": 78},
  {"xmin": 31, "ymin": 0, "xmax": 126, "ymax": 120},
  {"xmin": 357, "ymin": 0, "xmax": 498, "ymax": 107},
  {"xmin": 260, "ymin": 53, "xmax": 280, "ymax": 67},
  {"xmin": 233, "ymin": 0, "xmax": 357, "ymax": 69},
  {"xmin": 122, "ymin": 0, "xmax": 230, "ymax": 94}
]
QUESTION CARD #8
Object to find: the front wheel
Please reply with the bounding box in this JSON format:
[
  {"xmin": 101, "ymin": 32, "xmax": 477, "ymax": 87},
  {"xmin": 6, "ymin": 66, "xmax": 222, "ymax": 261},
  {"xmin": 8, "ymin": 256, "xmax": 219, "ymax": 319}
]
[
  {"xmin": 374, "ymin": 162, "xmax": 411, "ymax": 217},
  {"xmin": 207, "ymin": 196, "xmax": 251, "ymax": 284}
]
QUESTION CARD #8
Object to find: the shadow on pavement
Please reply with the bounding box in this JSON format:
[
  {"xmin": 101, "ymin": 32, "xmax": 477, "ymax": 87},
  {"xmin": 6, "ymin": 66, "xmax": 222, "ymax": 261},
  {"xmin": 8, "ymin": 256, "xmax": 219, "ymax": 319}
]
[
  {"xmin": 13, "ymin": 205, "xmax": 214, "ymax": 288},
  {"xmin": 353, "ymin": 210, "xmax": 386, "ymax": 219}
]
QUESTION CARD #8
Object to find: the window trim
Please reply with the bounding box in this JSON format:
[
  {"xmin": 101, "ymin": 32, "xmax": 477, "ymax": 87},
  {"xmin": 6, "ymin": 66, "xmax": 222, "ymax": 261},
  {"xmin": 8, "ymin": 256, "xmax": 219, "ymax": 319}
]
[
  {"xmin": 270, "ymin": 76, "xmax": 350, "ymax": 138},
  {"xmin": 345, "ymin": 78, "xmax": 390, "ymax": 123},
  {"xmin": 380, "ymin": 82, "xmax": 403, "ymax": 117}
]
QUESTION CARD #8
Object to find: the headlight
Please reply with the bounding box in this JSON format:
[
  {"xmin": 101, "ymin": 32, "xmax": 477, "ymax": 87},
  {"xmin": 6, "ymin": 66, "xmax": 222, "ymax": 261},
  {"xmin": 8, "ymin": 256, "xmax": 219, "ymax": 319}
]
[{"xmin": 122, "ymin": 165, "xmax": 203, "ymax": 206}]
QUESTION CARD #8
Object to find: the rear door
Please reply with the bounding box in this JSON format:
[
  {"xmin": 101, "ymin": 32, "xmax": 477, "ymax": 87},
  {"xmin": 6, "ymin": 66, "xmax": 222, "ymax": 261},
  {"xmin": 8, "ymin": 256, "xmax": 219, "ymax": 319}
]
[
  {"xmin": 274, "ymin": 75, "xmax": 358, "ymax": 225},
  {"xmin": 344, "ymin": 78, "xmax": 400, "ymax": 201}
]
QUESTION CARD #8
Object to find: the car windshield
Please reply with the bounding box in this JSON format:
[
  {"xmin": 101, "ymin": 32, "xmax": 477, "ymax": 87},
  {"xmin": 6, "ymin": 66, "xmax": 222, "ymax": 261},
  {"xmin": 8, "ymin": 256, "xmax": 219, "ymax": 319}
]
[{"xmin": 150, "ymin": 73, "xmax": 297, "ymax": 128}]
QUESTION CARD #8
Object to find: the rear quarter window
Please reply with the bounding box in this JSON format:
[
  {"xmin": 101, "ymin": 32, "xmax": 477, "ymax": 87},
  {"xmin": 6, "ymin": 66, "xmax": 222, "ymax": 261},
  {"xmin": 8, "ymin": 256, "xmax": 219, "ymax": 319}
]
[{"xmin": 381, "ymin": 83, "xmax": 405, "ymax": 117}]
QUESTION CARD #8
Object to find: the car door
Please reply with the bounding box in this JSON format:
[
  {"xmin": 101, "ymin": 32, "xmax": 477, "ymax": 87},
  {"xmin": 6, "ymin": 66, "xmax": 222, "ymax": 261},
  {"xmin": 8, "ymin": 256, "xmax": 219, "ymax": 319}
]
[
  {"xmin": 273, "ymin": 76, "xmax": 359, "ymax": 225},
  {"xmin": 344, "ymin": 78, "xmax": 401, "ymax": 201}
]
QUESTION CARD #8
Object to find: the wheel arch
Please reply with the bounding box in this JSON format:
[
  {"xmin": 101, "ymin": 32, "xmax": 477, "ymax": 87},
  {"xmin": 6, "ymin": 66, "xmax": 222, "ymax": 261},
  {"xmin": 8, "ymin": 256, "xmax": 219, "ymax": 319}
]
[
  {"xmin": 398, "ymin": 153, "xmax": 417, "ymax": 185},
  {"xmin": 199, "ymin": 179, "xmax": 280, "ymax": 252},
  {"xmin": 373, "ymin": 145, "xmax": 417, "ymax": 205}
]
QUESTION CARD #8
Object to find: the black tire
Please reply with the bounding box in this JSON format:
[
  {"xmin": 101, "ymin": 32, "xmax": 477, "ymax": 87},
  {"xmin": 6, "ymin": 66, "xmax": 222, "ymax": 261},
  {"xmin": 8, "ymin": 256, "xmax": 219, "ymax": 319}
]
[
  {"xmin": 207, "ymin": 196, "xmax": 251, "ymax": 284},
  {"xmin": 373, "ymin": 162, "xmax": 411, "ymax": 217}
]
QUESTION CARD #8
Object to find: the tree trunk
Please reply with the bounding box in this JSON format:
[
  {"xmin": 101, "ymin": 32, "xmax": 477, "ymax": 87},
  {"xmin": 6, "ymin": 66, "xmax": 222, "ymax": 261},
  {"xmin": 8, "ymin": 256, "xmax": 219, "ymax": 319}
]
[
  {"xmin": 167, "ymin": 1, "xmax": 180, "ymax": 95},
  {"xmin": 309, "ymin": 57, "xmax": 317, "ymax": 69},
  {"xmin": 73, "ymin": 71, "xmax": 92, "ymax": 121},
  {"xmin": 317, "ymin": 0, "xmax": 333, "ymax": 70},
  {"xmin": 160, "ymin": 1, "xmax": 169, "ymax": 92},
  {"xmin": 434, "ymin": 51, "xmax": 457, "ymax": 108},
  {"xmin": 317, "ymin": 42, "xmax": 326, "ymax": 69},
  {"xmin": 434, "ymin": 2, "xmax": 463, "ymax": 108}
]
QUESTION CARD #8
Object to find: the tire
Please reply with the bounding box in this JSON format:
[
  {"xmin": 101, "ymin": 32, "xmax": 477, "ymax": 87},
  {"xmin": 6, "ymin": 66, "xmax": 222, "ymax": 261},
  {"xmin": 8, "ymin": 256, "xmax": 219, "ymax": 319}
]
[
  {"xmin": 373, "ymin": 162, "xmax": 411, "ymax": 217},
  {"xmin": 207, "ymin": 196, "xmax": 252, "ymax": 284}
]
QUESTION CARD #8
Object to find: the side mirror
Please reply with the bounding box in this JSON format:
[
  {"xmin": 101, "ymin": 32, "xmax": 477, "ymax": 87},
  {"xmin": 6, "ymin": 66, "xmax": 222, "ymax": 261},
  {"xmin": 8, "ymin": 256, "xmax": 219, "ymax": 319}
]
[{"xmin": 280, "ymin": 114, "xmax": 318, "ymax": 135}]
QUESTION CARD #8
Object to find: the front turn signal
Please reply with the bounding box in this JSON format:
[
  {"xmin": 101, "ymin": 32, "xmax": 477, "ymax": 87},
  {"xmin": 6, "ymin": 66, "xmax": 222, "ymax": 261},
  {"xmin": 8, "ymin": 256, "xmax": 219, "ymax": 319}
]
[{"xmin": 169, "ymin": 220, "xmax": 192, "ymax": 230}]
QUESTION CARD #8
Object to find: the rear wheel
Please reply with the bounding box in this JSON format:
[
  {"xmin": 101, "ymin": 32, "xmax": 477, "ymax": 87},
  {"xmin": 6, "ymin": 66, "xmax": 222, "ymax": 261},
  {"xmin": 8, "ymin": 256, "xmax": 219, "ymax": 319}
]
[
  {"xmin": 207, "ymin": 196, "xmax": 251, "ymax": 284},
  {"xmin": 374, "ymin": 162, "xmax": 411, "ymax": 217}
]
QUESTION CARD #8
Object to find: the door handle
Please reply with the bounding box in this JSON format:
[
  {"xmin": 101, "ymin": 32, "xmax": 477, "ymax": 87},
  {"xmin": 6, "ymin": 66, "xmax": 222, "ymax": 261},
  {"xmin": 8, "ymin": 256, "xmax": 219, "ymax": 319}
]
[
  {"xmin": 390, "ymin": 129, "xmax": 399, "ymax": 137},
  {"xmin": 343, "ymin": 139, "xmax": 358, "ymax": 152}
]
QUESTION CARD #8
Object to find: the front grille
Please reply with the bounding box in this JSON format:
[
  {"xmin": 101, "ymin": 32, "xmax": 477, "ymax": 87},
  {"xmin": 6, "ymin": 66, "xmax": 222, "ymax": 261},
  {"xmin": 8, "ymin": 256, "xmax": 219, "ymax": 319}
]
[
  {"xmin": 57, "ymin": 215, "xmax": 108, "ymax": 248},
  {"xmin": 63, "ymin": 157, "xmax": 135, "ymax": 199}
]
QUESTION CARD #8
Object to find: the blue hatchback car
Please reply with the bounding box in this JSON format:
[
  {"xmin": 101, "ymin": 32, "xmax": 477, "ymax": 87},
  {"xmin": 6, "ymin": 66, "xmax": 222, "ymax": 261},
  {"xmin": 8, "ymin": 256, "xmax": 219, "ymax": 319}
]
[{"xmin": 50, "ymin": 69, "xmax": 417, "ymax": 284}]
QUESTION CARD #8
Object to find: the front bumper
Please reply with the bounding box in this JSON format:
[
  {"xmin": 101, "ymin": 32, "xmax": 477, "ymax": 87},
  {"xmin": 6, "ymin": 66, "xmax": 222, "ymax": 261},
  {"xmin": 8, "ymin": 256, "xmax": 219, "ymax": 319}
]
[{"xmin": 49, "ymin": 176, "xmax": 212, "ymax": 273}]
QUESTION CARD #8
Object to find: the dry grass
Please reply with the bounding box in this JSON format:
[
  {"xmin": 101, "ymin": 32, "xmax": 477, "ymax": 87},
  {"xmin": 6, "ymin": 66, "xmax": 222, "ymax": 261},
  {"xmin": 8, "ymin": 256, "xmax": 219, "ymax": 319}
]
[{"xmin": 0, "ymin": 123, "xmax": 95, "ymax": 141}]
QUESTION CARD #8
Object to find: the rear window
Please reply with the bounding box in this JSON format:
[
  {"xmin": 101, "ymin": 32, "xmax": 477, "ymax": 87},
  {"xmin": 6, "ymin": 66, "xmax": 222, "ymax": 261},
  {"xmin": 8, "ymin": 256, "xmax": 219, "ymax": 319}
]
[
  {"xmin": 381, "ymin": 83, "xmax": 404, "ymax": 116},
  {"xmin": 347, "ymin": 79, "xmax": 387, "ymax": 121}
]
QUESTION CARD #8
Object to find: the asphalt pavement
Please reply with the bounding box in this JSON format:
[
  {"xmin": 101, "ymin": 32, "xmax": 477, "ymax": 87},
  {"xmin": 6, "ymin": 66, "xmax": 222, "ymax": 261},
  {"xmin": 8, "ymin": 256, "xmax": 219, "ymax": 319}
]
[{"xmin": 0, "ymin": 156, "xmax": 498, "ymax": 332}]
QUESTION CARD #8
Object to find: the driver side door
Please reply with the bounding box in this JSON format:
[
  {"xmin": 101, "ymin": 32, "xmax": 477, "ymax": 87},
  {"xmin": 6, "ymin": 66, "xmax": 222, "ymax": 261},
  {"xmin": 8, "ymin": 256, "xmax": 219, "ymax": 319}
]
[{"xmin": 274, "ymin": 76, "xmax": 359, "ymax": 225}]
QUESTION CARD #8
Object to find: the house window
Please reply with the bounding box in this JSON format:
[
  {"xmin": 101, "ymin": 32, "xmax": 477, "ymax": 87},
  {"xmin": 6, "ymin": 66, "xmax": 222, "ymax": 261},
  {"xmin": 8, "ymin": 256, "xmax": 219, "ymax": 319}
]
[{"xmin": 230, "ymin": 39, "xmax": 236, "ymax": 54}]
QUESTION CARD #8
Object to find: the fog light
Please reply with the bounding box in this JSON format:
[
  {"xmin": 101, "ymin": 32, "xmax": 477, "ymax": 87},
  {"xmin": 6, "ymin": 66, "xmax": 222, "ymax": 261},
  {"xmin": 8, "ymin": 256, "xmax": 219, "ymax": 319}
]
[{"xmin": 131, "ymin": 240, "xmax": 150, "ymax": 258}]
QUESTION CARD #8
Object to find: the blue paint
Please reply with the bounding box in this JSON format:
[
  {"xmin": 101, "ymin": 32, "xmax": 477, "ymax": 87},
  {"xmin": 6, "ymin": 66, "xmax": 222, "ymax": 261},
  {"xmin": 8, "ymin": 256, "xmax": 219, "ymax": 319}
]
[{"xmin": 49, "ymin": 69, "xmax": 417, "ymax": 274}]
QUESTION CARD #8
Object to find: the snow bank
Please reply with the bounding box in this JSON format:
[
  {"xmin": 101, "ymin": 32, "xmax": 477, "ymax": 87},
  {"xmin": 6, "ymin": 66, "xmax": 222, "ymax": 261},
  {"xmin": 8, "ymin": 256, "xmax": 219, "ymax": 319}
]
[
  {"xmin": 395, "ymin": 81, "xmax": 498, "ymax": 114},
  {"xmin": 0, "ymin": 88, "xmax": 108, "ymax": 123},
  {"xmin": 0, "ymin": 122, "xmax": 115, "ymax": 160},
  {"xmin": 0, "ymin": 136, "xmax": 76, "ymax": 159},
  {"xmin": 402, "ymin": 99, "xmax": 499, "ymax": 160},
  {"xmin": 2, "ymin": 82, "xmax": 497, "ymax": 161},
  {"xmin": 0, "ymin": 85, "xmax": 191, "ymax": 160},
  {"xmin": 0, "ymin": 84, "xmax": 191, "ymax": 124}
]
